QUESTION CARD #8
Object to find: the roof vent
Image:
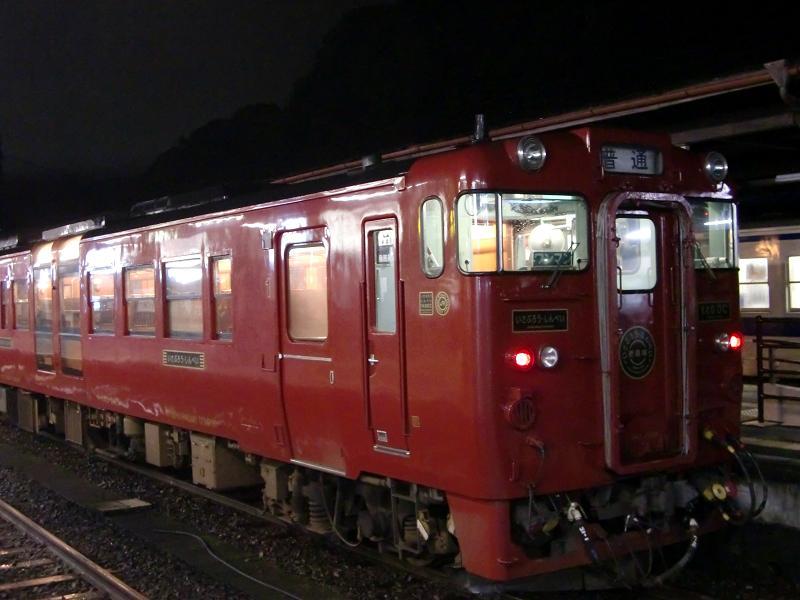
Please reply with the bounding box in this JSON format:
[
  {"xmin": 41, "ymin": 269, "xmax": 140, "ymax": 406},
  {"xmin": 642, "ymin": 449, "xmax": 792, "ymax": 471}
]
[
  {"xmin": 361, "ymin": 154, "xmax": 381, "ymax": 170},
  {"xmin": 130, "ymin": 188, "xmax": 227, "ymax": 217},
  {"xmin": 42, "ymin": 218, "xmax": 106, "ymax": 241},
  {"xmin": 0, "ymin": 235, "xmax": 19, "ymax": 251}
]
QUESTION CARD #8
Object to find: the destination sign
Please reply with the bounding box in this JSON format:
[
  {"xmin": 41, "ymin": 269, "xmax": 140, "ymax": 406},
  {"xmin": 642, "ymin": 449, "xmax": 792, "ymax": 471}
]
[
  {"xmin": 532, "ymin": 251, "xmax": 572, "ymax": 268},
  {"xmin": 601, "ymin": 145, "xmax": 662, "ymax": 175}
]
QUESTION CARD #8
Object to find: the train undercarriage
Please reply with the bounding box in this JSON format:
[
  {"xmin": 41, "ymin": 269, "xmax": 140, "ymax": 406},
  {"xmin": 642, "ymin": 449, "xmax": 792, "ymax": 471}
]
[{"xmin": 0, "ymin": 386, "xmax": 766, "ymax": 590}]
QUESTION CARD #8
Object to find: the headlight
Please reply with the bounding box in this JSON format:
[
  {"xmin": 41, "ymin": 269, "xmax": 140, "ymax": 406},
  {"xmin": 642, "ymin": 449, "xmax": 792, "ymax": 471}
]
[
  {"xmin": 538, "ymin": 345, "xmax": 559, "ymax": 369},
  {"xmin": 517, "ymin": 135, "xmax": 547, "ymax": 171},
  {"xmin": 704, "ymin": 152, "xmax": 728, "ymax": 183}
]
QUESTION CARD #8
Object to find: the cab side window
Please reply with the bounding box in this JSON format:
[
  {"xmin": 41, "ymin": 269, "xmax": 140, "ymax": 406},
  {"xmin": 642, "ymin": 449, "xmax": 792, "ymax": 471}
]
[{"xmin": 420, "ymin": 197, "xmax": 444, "ymax": 278}]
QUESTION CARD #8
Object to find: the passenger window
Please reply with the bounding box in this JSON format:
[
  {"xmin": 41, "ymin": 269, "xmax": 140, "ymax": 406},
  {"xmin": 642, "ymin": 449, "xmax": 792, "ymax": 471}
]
[
  {"xmin": 287, "ymin": 244, "xmax": 328, "ymax": 341},
  {"xmin": 90, "ymin": 271, "xmax": 115, "ymax": 334},
  {"xmin": 616, "ymin": 218, "xmax": 657, "ymax": 291},
  {"xmin": 59, "ymin": 261, "xmax": 80, "ymax": 334},
  {"xmin": 165, "ymin": 258, "xmax": 203, "ymax": 339},
  {"xmin": 34, "ymin": 266, "xmax": 54, "ymax": 371},
  {"xmin": 739, "ymin": 258, "xmax": 769, "ymax": 311},
  {"xmin": 125, "ymin": 266, "xmax": 156, "ymax": 336},
  {"xmin": 13, "ymin": 279, "xmax": 29, "ymax": 330},
  {"xmin": 59, "ymin": 261, "xmax": 82, "ymax": 375},
  {"xmin": 0, "ymin": 281, "xmax": 8, "ymax": 329},
  {"xmin": 789, "ymin": 257, "xmax": 800, "ymax": 311},
  {"xmin": 420, "ymin": 198, "xmax": 444, "ymax": 278},
  {"xmin": 211, "ymin": 256, "xmax": 232, "ymax": 340}
]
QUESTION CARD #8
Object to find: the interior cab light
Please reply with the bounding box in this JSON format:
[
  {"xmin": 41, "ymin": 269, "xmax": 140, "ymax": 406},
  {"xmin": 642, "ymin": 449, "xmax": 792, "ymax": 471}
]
[{"xmin": 507, "ymin": 349, "xmax": 534, "ymax": 371}]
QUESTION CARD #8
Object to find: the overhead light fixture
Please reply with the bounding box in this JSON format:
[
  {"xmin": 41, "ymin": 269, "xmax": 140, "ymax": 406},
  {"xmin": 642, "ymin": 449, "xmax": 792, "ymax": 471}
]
[{"xmin": 775, "ymin": 172, "xmax": 800, "ymax": 184}]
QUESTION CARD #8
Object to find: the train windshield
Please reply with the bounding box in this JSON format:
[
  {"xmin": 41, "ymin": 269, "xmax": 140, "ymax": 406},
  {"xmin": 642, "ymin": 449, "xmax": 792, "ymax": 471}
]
[
  {"xmin": 457, "ymin": 193, "xmax": 589, "ymax": 272},
  {"xmin": 689, "ymin": 200, "xmax": 736, "ymax": 269}
]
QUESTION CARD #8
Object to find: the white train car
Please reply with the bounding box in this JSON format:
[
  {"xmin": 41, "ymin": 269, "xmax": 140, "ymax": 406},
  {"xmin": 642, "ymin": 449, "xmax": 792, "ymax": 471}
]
[{"xmin": 738, "ymin": 222, "xmax": 800, "ymax": 424}]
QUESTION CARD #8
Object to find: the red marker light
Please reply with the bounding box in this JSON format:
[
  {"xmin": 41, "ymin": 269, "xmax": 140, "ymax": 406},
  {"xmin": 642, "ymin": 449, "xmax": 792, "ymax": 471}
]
[
  {"xmin": 508, "ymin": 349, "xmax": 534, "ymax": 371},
  {"xmin": 729, "ymin": 333, "xmax": 743, "ymax": 351}
]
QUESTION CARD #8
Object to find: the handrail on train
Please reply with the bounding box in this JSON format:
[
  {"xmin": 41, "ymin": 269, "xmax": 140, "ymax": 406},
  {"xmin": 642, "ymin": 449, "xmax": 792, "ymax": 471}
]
[{"xmin": 752, "ymin": 316, "xmax": 800, "ymax": 423}]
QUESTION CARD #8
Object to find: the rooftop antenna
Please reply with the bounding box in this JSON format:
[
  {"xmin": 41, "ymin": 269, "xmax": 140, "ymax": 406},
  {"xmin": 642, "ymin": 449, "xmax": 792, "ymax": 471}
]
[{"xmin": 472, "ymin": 114, "xmax": 488, "ymax": 143}]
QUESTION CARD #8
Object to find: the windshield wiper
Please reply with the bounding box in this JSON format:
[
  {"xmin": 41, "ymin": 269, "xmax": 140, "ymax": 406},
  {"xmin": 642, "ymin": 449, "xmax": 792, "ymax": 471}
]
[
  {"xmin": 693, "ymin": 241, "xmax": 717, "ymax": 281},
  {"xmin": 541, "ymin": 242, "xmax": 580, "ymax": 289}
]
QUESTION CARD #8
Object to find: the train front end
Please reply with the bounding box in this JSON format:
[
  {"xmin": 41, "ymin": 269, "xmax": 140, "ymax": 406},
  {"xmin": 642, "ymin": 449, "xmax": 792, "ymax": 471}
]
[{"xmin": 435, "ymin": 128, "xmax": 756, "ymax": 586}]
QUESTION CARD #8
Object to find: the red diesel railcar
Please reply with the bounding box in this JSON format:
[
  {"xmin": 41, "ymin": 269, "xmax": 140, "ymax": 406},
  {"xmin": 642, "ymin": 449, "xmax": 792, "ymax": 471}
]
[{"xmin": 0, "ymin": 127, "xmax": 757, "ymax": 587}]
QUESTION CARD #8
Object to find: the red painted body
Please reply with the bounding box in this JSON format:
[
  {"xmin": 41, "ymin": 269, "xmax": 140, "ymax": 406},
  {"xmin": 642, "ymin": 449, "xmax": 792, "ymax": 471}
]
[{"xmin": 0, "ymin": 128, "xmax": 742, "ymax": 582}]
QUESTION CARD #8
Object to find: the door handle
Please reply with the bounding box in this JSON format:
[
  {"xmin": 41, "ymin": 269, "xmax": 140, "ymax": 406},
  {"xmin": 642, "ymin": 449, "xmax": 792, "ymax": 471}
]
[{"xmin": 367, "ymin": 354, "xmax": 380, "ymax": 366}]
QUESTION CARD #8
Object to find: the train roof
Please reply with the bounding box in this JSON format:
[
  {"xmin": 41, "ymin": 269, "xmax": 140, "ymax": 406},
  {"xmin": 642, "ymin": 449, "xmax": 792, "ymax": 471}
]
[{"xmin": 0, "ymin": 156, "xmax": 414, "ymax": 256}]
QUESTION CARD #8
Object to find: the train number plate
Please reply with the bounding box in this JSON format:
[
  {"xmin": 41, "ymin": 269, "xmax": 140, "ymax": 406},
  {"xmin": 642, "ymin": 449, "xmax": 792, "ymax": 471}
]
[
  {"xmin": 601, "ymin": 145, "xmax": 662, "ymax": 175},
  {"xmin": 512, "ymin": 309, "xmax": 568, "ymax": 332},
  {"xmin": 698, "ymin": 302, "xmax": 731, "ymax": 322},
  {"xmin": 162, "ymin": 350, "xmax": 206, "ymax": 369},
  {"xmin": 0, "ymin": 337, "xmax": 11, "ymax": 349}
]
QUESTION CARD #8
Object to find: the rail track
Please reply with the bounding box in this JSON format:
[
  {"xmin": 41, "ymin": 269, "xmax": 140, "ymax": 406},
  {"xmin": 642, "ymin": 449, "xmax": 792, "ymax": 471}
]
[
  {"xmin": 92, "ymin": 449, "xmax": 719, "ymax": 600},
  {"xmin": 0, "ymin": 496, "xmax": 146, "ymax": 600},
  {"xmin": 91, "ymin": 449, "xmax": 503, "ymax": 599}
]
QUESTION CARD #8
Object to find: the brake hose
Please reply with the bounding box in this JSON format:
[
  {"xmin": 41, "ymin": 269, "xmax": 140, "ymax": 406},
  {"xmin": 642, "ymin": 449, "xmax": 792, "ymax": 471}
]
[
  {"xmin": 642, "ymin": 519, "xmax": 699, "ymax": 587},
  {"xmin": 704, "ymin": 430, "xmax": 767, "ymax": 523},
  {"xmin": 730, "ymin": 438, "xmax": 769, "ymax": 518}
]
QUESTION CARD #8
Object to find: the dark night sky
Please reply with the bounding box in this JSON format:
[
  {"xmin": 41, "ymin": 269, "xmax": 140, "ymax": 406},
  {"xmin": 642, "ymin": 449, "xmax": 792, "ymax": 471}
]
[
  {"xmin": 1, "ymin": 1, "xmax": 799, "ymax": 231},
  {"xmin": 0, "ymin": 0, "xmax": 375, "ymax": 177}
]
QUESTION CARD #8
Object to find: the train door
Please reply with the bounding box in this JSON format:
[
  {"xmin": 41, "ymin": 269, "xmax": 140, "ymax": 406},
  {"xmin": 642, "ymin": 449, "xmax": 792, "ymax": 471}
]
[
  {"xmin": 598, "ymin": 194, "xmax": 696, "ymax": 473},
  {"xmin": 278, "ymin": 227, "xmax": 346, "ymax": 473},
  {"xmin": 362, "ymin": 218, "xmax": 408, "ymax": 454}
]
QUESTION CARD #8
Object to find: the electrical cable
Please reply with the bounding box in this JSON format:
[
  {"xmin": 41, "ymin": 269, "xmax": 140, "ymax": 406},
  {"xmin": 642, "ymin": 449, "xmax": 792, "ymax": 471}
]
[
  {"xmin": 623, "ymin": 515, "xmax": 653, "ymax": 580},
  {"xmin": 725, "ymin": 434, "xmax": 768, "ymax": 519},
  {"xmin": 641, "ymin": 523, "xmax": 699, "ymax": 588},
  {"xmin": 568, "ymin": 503, "xmax": 632, "ymax": 590},
  {"xmin": 706, "ymin": 430, "xmax": 763, "ymax": 523},
  {"xmin": 153, "ymin": 529, "xmax": 303, "ymax": 600},
  {"xmin": 742, "ymin": 447, "xmax": 768, "ymax": 517},
  {"xmin": 320, "ymin": 476, "xmax": 362, "ymax": 548}
]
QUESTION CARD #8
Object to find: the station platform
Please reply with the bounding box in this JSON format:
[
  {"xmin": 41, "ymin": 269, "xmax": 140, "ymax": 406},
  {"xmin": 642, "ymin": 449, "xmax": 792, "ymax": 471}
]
[
  {"xmin": 737, "ymin": 385, "xmax": 800, "ymax": 530},
  {"xmin": 741, "ymin": 383, "xmax": 800, "ymax": 460},
  {"xmin": 742, "ymin": 423, "xmax": 800, "ymax": 458}
]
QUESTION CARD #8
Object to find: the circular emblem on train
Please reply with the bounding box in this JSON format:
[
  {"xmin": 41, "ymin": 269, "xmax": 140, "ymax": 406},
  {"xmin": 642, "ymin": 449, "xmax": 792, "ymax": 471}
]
[
  {"xmin": 435, "ymin": 291, "xmax": 450, "ymax": 316},
  {"xmin": 619, "ymin": 326, "xmax": 656, "ymax": 379}
]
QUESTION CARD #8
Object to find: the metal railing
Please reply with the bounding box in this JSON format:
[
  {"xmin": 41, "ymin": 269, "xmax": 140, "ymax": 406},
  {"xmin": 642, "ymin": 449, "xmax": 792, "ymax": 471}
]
[{"xmin": 752, "ymin": 316, "xmax": 800, "ymax": 423}]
